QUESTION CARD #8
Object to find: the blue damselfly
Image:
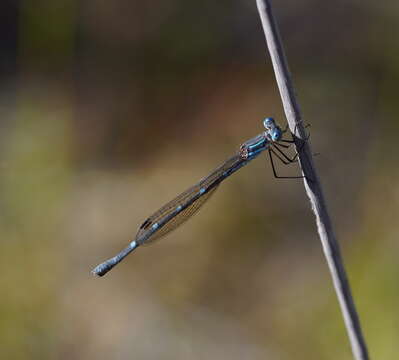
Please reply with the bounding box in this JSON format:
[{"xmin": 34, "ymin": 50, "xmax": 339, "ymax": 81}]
[{"xmin": 92, "ymin": 118, "xmax": 301, "ymax": 276}]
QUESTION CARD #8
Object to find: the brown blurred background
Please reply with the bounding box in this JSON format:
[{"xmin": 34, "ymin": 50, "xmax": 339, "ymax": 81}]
[{"xmin": 1, "ymin": 0, "xmax": 398, "ymax": 359}]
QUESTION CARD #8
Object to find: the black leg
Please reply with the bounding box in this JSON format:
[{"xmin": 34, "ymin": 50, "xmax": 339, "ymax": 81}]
[
  {"xmin": 278, "ymin": 139, "xmax": 318, "ymax": 159},
  {"xmin": 277, "ymin": 121, "xmax": 312, "ymax": 160},
  {"xmin": 270, "ymin": 148, "xmax": 291, "ymax": 165},
  {"xmin": 268, "ymin": 149, "xmax": 305, "ymax": 179},
  {"xmin": 274, "ymin": 141, "xmax": 290, "ymax": 148},
  {"xmin": 293, "ymin": 121, "xmax": 310, "ymax": 137},
  {"xmin": 272, "ymin": 143, "xmax": 299, "ymax": 162},
  {"xmin": 284, "ymin": 122, "xmax": 311, "ymax": 141},
  {"xmin": 298, "ymin": 123, "xmax": 311, "ymax": 141}
]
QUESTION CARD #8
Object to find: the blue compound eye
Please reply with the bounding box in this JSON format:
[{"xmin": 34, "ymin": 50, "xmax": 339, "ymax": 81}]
[
  {"xmin": 263, "ymin": 117, "xmax": 275, "ymax": 129},
  {"xmin": 271, "ymin": 128, "xmax": 282, "ymax": 141}
]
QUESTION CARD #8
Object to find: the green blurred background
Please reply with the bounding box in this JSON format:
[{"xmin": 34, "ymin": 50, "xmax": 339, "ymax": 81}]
[{"xmin": 1, "ymin": 1, "xmax": 398, "ymax": 359}]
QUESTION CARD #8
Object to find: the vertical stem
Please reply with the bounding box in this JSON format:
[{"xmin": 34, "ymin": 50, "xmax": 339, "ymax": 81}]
[{"xmin": 256, "ymin": 1, "xmax": 370, "ymax": 359}]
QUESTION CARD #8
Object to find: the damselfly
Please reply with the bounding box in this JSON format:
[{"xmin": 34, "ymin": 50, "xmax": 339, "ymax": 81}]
[{"xmin": 92, "ymin": 117, "xmax": 301, "ymax": 276}]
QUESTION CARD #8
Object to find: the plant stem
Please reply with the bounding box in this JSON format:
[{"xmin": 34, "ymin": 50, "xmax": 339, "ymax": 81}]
[{"xmin": 255, "ymin": 1, "xmax": 370, "ymax": 359}]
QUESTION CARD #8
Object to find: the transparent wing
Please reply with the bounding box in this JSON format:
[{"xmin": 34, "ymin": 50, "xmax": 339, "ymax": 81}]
[
  {"xmin": 142, "ymin": 185, "xmax": 218, "ymax": 244},
  {"xmin": 135, "ymin": 154, "xmax": 243, "ymax": 245}
]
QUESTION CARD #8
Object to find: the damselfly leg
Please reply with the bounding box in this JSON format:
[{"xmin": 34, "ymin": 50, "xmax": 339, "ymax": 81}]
[
  {"xmin": 266, "ymin": 122, "xmax": 313, "ymax": 179},
  {"xmin": 273, "ymin": 143, "xmax": 299, "ymax": 162},
  {"xmin": 268, "ymin": 148, "xmax": 305, "ymax": 179}
]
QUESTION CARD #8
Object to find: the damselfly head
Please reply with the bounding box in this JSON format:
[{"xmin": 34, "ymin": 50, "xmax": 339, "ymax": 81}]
[
  {"xmin": 270, "ymin": 127, "xmax": 282, "ymax": 142},
  {"xmin": 263, "ymin": 117, "xmax": 276, "ymax": 130},
  {"xmin": 263, "ymin": 117, "xmax": 282, "ymax": 142}
]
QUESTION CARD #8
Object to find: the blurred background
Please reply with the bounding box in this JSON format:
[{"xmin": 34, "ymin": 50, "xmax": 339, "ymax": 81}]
[{"xmin": 1, "ymin": 0, "xmax": 398, "ymax": 359}]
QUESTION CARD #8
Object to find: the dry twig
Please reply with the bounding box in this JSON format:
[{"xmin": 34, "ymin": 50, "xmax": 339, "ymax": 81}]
[{"xmin": 255, "ymin": 1, "xmax": 369, "ymax": 359}]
